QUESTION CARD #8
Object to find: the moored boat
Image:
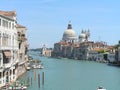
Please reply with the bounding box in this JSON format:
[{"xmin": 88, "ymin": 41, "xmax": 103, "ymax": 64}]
[
  {"xmin": 8, "ymin": 86, "xmax": 27, "ymax": 90},
  {"xmin": 97, "ymin": 86, "xmax": 106, "ymax": 90},
  {"xmin": 2, "ymin": 83, "xmax": 27, "ymax": 90},
  {"xmin": 26, "ymin": 66, "xmax": 31, "ymax": 70},
  {"xmin": 32, "ymin": 64, "xmax": 44, "ymax": 69}
]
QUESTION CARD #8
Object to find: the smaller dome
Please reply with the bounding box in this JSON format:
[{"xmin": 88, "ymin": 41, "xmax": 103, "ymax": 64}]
[{"xmin": 79, "ymin": 33, "xmax": 86, "ymax": 38}]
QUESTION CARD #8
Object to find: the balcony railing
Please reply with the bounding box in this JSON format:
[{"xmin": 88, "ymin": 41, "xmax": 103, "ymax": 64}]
[
  {"xmin": 3, "ymin": 63, "xmax": 11, "ymax": 68},
  {"xmin": 0, "ymin": 46, "xmax": 18, "ymax": 50}
]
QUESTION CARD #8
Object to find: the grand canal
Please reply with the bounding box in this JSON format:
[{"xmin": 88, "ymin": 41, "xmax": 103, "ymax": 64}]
[{"xmin": 19, "ymin": 51, "xmax": 120, "ymax": 90}]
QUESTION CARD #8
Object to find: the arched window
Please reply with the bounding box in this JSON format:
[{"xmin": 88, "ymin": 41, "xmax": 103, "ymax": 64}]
[
  {"xmin": 0, "ymin": 72, "xmax": 2, "ymax": 78},
  {"xmin": 3, "ymin": 71, "xmax": 5, "ymax": 77},
  {"xmin": 10, "ymin": 70, "xmax": 12, "ymax": 75},
  {"xmin": 13, "ymin": 69, "xmax": 15, "ymax": 75},
  {"xmin": 0, "ymin": 33, "xmax": 1, "ymax": 38},
  {"xmin": 0, "ymin": 19, "xmax": 1, "ymax": 26}
]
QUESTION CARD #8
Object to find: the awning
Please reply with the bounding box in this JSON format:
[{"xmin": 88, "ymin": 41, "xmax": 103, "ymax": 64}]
[{"xmin": 3, "ymin": 51, "xmax": 11, "ymax": 57}]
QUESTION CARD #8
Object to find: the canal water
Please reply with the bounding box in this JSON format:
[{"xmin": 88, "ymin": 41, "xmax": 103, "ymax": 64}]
[{"xmin": 19, "ymin": 51, "xmax": 120, "ymax": 90}]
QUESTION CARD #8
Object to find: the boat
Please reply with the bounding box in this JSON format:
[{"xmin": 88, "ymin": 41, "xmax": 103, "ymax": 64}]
[
  {"xmin": 57, "ymin": 56, "xmax": 62, "ymax": 59},
  {"xmin": 2, "ymin": 83, "xmax": 27, "ymax": 90},
  {"xmin": 108, "ymin": 62, "xmax": 120, "ymax": 67},
  {"xmin": 26, "ymin": 66, "xmax": 31, "ymax": 70},
  {"xmin": 97, "ymin": 86, "xmax": 106, "ymax": 90},
  {"xmin": 32, "ymin": 64, "xmax": 44, "ymax": 69},
  {"xmin": 7, "ymin": 86, "xmax": 27, "ymax": 90}
]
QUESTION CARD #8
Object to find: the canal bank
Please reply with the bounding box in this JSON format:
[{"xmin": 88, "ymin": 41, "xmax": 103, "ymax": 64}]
[{"xmin": 18, "ymin": 51, "xmax": 120, "ymax": 90}]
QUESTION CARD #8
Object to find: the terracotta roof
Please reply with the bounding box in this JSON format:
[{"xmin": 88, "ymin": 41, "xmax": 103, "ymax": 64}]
[
  {"xmin": 74, "ymin": 44, "xmax": 79, "ymax": 47},
  {"xmin": 55, "ymin": 41, "xmax": 80, "ymax": 47},
  {"xmin": 93, "ymin": 48, "xmax": 104, "ymax": 52},
  {"xmin": 0, "ymin": 10, "xmax": 16, "ymax": 17},
  {"xmin": 16, "ymin": 24, "xmax": 26, "ymax": 28},
  {"xmin": 107, "ymin": 46, "xmax": 114, "ymax": 49},
  {"xmin": 58, "ymin": 41, "xmax": 68, "ymax": 45}
]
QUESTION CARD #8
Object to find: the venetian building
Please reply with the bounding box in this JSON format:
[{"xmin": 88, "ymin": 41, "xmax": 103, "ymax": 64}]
[
  {"xmin": 0, "ymin": 10, "xmax": 18, "ymax": 87},
  {"xmin": 52, "ymin": 22, "xmax": 77, "ymax": 57},
  {"xmin": 41, "ymin": 44, "xmax": 52, "ymax": 57},
  {"xmin": 16, "ymin": 24, "xmax": 28, "ymax": 77},
  {"xmin": 52, "ymin": 42, "xmax": 68, "ymax": 57},
  {"xmin": 62, "ymin": 22, "xmax": 77, "ymax": 43},
  {"xmin": 117, "ymin": 47, "xmax": 120, "ymax": 62}
]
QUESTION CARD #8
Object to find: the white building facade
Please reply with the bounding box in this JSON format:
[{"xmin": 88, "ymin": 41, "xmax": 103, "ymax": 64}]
[
  {"xmin": 16, "ymin": 24, "xmax": 28, "ymax": 77},
  {"xmin": 107, "ymin": 53, "xmax": 115, "ymax": 62},
  {"xmin": 118, "ymin": 47, "xmax": 120, "ymax": 61},
  {"xmin": 0, "ymin": 11, "xmax": 18, "ymax": 87}
]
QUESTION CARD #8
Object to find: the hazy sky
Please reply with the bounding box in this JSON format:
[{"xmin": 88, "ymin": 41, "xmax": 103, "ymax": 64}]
[{"xmin": 0, "ymin": 0, "xmax": 120, "ymax": 48}]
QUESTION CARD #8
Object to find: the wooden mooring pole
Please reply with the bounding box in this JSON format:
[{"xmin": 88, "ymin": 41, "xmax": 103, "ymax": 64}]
[
  {"xmin": 31, "ymin": 77, "xmax": 32, "ymax": 85},
  {"xmin": 38, "ymin": 74, "xmax": 40, "ymax": 88},
  {"xmin": 27, "ymin": 77, "xmax": 30, "ymax": 85},
  {"xmin": 34, "ymin": 69, "xmax": 36, "ymax": 81},
  {"xmin": 42, "ymin": 72, "xmax": 44, "ymax": 85}
]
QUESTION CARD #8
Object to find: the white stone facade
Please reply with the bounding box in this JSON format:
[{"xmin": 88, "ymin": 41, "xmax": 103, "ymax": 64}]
[
  {"xmin": 97, "ymin": 53, "xmax": 104, "ymax": 61},
  {"xmin": 16, "ymin": 24, "xmax": 28, "ymax": 79},
  {"xmin": 41, "ymin": 45, "xmax": 52, "ymax": 57},
  {"xmin": 0, "ymin": 11, "xmax": 18, "ymax": 87},
  {"xmin": 118, "ymin": 47, "xmax": 120, "ymax": 61},
  {"xmin": 107, "ymin": 53, "xmax": 115, "ymax": 62}
]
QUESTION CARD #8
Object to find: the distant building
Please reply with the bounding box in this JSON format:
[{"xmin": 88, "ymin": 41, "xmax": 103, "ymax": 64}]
[
  {"xmin": 108, "ymin": 53, "xmax": 115, "ymax": 62},
  {"xmin": 52, "ymin": 22, "xmax": 92, "ymax": 59},
  {"xmin": 41, "ymin": 44, "xmax": 52, "ymax": 57},
  {"xmin": 16, "ymin": 24, "xmax": 28, "ymax": 77},
  {"xmin": 52, "ymin": 22, "xmax": 110, "ymax": 61}
]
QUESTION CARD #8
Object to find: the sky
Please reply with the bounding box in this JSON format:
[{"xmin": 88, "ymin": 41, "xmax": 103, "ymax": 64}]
[{"xmin": 0, "ymin": 0, "xmax": 120, "ymax": 48}]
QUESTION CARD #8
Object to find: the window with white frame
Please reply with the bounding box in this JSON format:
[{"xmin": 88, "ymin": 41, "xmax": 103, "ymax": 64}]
[
  {"xmin": 9, "ymin": 22, "xmax": 11, "ymax": 29},
  {"xmin": 12, "ymin": 23, "xmax": 14, "ymax": 29},
  {"xmin": 2, "ymin": 20, "xmax": 5, "ymax": 27},
  {"xmin": 0, "ymin": 32, "xmax": 1, "ymax": 46}
]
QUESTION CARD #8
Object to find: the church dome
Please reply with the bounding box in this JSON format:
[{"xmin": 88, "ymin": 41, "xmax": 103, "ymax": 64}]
[
  {"xmin": 62, "ymin": 22, "xmax": 77, "ymax": 41},
  {"xmin": 79, "ymin": 33, "xmax": 86, "ymax": 38}
]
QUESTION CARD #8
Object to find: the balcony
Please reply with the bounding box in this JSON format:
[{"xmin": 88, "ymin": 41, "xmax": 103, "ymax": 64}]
[
  {"xmin": 0, "ymin": 46, "xmax": 18, "ymax": 50},
  {"xmin": 3, "ymin": 63, "xmax": 11, "ymax": 69},
  {"xmin": 0, "ymin": 46, "xmax": 12, "ymax": 50}
]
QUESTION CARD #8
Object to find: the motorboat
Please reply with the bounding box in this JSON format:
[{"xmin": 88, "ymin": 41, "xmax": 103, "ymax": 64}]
[
  {"xmin": 8, "ymin": 86, "xmax": 27, "ymax": 90},
  {"xmin": 26, "ymin": 66, "xmax": 31, "ymax": 70},
  {"xmin": 97, "ymin": 86, "xmax": 106, "ymax": 90},
  {"xmin": 2, "ymin": 82, "xmax": 27, "ymax": 90},
  {"xmin": 32, "ymin": 64, "xmax": 44, "ymax": 69}
]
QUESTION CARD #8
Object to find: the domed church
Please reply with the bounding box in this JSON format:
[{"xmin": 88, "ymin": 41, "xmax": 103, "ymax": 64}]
[
  {"xmin": 62, "ymin": 21, "xmax": 90, "ymax": 43},
  {"xmin": 52, "ymin": 22, "xmax": 109, "ymax": 61},
  {"xmin": 52, "ymin": 21, "xmax": 92, "ymax": 58}
]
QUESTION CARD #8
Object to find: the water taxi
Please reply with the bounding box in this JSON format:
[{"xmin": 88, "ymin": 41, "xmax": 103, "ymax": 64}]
[{"xmin": 32, "ymin": 64, "xmax": 44, "ymax": 69}]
